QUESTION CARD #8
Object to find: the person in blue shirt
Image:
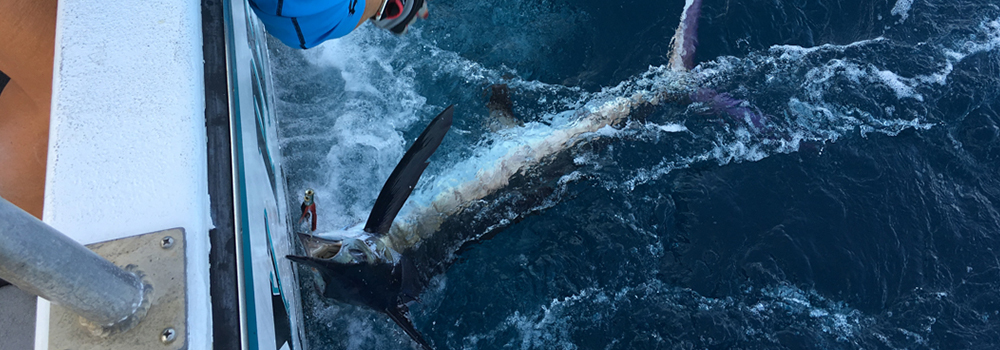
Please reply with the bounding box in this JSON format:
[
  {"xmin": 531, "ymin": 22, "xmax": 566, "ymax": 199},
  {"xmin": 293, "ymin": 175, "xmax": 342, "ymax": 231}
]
[{"xmin": 249, "ymin": 0, "xmax": 429, "ymax": 49}]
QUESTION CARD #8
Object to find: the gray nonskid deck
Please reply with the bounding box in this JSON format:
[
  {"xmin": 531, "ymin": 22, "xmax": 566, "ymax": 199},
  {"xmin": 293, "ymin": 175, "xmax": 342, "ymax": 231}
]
[{"xmin": 0, "ymin": 285, "xmax": 36, "ymax": 350}]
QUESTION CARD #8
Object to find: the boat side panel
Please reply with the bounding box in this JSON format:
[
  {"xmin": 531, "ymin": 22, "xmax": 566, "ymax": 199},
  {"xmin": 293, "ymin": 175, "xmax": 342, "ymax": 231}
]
[{"xmin": 226, "ymin": 0, "xmax": 306, "ymax": 349}]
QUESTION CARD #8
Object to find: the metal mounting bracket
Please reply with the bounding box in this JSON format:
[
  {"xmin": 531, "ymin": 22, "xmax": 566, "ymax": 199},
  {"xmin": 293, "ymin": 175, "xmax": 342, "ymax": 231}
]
[{"xmin": 48, "ymin": 228, "xmax": 188, "ymax": 349}]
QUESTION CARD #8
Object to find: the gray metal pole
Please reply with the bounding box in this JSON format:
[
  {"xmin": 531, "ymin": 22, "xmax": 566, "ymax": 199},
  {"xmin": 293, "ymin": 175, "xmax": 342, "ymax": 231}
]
[{"xmin": 0, "ymin": 197, "xmax": 145, "ymax": 327}]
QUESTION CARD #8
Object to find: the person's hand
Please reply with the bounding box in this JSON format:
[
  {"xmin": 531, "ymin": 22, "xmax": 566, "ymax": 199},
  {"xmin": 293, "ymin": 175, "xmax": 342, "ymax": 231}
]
[{"xmin": 371, "ymin": 0, "xmax": 428, "ymax": 34}]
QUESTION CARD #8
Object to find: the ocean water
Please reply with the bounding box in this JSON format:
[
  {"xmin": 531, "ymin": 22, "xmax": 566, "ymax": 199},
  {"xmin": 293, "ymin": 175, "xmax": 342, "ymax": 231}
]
[{"xmin": 269, "ymin": 0, "xmax": 1000, "ymax": 348}]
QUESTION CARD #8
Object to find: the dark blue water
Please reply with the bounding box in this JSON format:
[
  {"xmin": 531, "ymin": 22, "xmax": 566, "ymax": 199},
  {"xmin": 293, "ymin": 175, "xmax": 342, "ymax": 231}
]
[{"xmin": 271, "ymin": 0, "xmax": 1000, "ymax": 348}]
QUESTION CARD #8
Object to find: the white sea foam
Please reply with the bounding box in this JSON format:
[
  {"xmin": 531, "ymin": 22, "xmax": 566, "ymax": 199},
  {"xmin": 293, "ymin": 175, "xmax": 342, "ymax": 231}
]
[
  {"xmin": 653, "ymin": 122, "xmax": 689, "ymax": 133},
  {"xmin": 875, "ymin": 69, "xmax": 923, "ymax": 101},
  {"xmin": 449, "ymin": 280, "xmax": 875, "ymax": 349},
  {"xmin": 914, "ymin": 18, "xmax": 1000, "ymax": 86},
  {"xmin": 622, "ymin": 29, "xmax": 971, "ymax": 191},
  {"xmin": 769, "ymin": 38, "xmax": 887, "ymax": 61},
  {"xmin": 891, "ymin": 0, "xmax": 915, "ymax": 23},
  {"xmin": 279, "ymin": 26, "xmax": 431, "ymax": 229}
]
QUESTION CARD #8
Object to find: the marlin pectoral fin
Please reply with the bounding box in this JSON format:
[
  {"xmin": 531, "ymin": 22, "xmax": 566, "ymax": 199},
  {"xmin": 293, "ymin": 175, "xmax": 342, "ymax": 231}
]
[
  {"xmin": 398, "ymin": 253, "xmax": 423, "ymax": 303},
  {"xmin": 385, "ymin": 305, "xmax": 434, "ymax": 350},
  {"xmin": 365, "ymin": 105, "xmax": 454, "ymax": 235},
  {"xmin": 288, "ymin": 255, "xmax": 432, "ymax": 348}
]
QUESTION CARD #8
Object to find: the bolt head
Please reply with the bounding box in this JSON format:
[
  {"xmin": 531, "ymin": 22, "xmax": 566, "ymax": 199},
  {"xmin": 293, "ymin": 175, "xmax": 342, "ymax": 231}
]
[
  {"xmin": 160, "ymin": 327, "xmax": 177, "ymax": 344},
  {"xmin": 160, "ymin": 236, "xmax": 175, "ymax": 249}
]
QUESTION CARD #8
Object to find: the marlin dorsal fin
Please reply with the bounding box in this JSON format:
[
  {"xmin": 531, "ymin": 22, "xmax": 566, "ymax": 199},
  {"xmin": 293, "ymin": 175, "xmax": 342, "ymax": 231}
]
[{"xmin": 364, "ymin": 106, "xmax": 454, "ymax": 235}]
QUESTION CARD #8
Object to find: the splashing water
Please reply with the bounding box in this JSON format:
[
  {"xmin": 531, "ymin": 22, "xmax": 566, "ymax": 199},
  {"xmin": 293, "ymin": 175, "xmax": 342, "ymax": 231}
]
[{"xmin": 272, "ymin": 0, "xmax": 1000, "ymax": 347}]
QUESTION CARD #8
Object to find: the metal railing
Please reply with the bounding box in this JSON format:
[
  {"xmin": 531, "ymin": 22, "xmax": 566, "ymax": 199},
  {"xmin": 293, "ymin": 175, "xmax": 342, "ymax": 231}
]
[{"xmin": 0, "ymin": 197, "xmax": 145, "ymax": 327}]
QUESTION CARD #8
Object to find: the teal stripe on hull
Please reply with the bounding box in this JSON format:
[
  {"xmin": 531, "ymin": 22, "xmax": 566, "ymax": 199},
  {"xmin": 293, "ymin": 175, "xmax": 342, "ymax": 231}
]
[
  {"xmin": 234, "ymin": 83, "xmax": 261, "ymax": 350},
  {"xmin": 223, "ymin": 0, "xmax": 260, "ymax": 347}
]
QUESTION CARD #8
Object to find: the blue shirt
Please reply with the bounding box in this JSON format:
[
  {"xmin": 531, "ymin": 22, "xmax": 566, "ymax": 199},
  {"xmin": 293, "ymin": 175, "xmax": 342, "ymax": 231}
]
[{"xmin": 249, "ymin": 0, "xmax": 368, "ymax": 49}]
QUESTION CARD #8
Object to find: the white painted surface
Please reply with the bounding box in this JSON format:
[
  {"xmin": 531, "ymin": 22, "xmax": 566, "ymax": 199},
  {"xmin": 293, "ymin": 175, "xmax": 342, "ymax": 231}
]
[
  {"xmin": 38, "ymin": 0, "xmax": 211, "ymax": 348},
  {"xmin": 33, "ymin": 302, "xmax": 49, "ymax": 350}
]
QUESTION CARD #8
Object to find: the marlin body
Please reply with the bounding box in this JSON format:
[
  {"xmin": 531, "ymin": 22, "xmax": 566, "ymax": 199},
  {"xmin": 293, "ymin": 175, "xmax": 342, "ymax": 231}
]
[
  {"xmin": 285, "ymin": 1, "xmax": 767, "ymax": 349},
  {"xmin": 386, "ymin": 0, "xmax": 713, "ymax": 282},
  {"xmin": 290, "ymin": 80, "xmax": 692, "ymax": 350}
]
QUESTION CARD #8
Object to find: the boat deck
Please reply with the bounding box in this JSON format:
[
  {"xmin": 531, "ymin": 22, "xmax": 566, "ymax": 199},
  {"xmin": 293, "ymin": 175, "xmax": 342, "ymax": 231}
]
[{"xmin": 0, "ymin": 285, "xmax": 35, "ymax": 350}]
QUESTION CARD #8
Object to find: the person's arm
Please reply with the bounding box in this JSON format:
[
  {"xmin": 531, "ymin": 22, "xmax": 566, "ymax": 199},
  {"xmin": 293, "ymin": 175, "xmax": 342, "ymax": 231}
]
[{"xmin": 357, "ymin": 0, "xmax": 384, "ymax": 28}]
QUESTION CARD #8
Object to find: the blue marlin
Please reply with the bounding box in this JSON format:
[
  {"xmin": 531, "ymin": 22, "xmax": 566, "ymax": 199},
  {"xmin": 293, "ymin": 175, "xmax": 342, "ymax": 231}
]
[
  {"xmin": 285, "ymin": 0, "xmax": 774, "ymax": 348},
  {"xmin": 288, "ymin": 105, "xmax": 453, "ymax": 350}
]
